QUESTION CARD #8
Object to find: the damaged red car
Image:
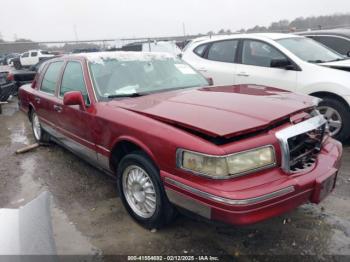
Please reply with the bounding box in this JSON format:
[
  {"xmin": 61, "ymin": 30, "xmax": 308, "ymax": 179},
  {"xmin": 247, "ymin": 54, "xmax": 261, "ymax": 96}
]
[{"xmin": 18, "ymin": 52, "xmax": 342, "ymax": 229}]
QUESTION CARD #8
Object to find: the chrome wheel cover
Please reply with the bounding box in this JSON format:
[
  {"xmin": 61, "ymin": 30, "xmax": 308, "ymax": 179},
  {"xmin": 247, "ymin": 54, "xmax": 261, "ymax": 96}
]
[
  {"xmin": 318, "ymin": 106, "xmax": 342, "ymax": 137},
  {"xmin": 122, "ymin": 165, "xmax": 157, "ymax": 218},
  {"xmin": 32, "ymin": 113, "xmax": 41, "ymax": 141}
]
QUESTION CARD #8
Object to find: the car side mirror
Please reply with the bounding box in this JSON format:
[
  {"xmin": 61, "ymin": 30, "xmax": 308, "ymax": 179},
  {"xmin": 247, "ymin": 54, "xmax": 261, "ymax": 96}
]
[
  {"xmin": 271, "ymin": 58, "xmax": 296, "ymax": 70},
  {"xmin": 347, "ymin": 51, "xmax": 350, "ymax": 57},
  {"xmin": 63, "ymin": 91, "xmax": 86, "ymax": 111},
  {"xmin": 206, "ymin": 77, "xmax": 214, "ymax": 86}
]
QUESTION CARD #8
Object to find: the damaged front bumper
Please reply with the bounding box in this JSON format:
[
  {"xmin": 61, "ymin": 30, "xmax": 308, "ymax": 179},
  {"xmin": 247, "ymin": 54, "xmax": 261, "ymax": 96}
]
[{"xmin": 162, "ymin": 138, "xmax": 342, "ymax": 225}]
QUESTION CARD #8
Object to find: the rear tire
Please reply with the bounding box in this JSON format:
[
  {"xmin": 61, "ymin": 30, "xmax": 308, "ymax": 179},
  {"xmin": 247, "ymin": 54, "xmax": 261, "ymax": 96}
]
[
  {"xmin": 117, "ymin": 152, "xmax": 176, "ymax": 229},
  {"xmin": 31, "ymin": 111, "xmax": 50, "ymax": 143},
  {"xmin": 318, "ymin": 97, "xmax": 350, "ymax": 142}
]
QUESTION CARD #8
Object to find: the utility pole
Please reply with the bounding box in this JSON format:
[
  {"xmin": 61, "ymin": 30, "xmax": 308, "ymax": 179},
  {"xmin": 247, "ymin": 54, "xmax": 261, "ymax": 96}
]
[
  {"xmin": 182, "ymin": 22, "xmax": 186, "ymax": 36},
  {"xmin": 73, "ymin": 24, "xmax": 79, "ymax": 41}
]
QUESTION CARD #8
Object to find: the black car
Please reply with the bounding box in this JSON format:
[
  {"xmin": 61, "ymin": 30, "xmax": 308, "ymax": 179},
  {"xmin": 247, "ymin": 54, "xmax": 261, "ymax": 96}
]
[
  {"xmin": 297, "ymin": 29, "xmax": 350, "ymax": 57},
  {"xmin": 0, "ymin": 57, "xmax": 54, "ymax": 101}
]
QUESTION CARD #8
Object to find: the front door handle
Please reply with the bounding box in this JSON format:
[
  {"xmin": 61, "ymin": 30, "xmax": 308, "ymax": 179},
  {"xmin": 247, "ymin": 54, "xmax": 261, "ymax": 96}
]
[
  {"xmin": 34, "ymin": 97, "xmax": 40, "ymax": 104},
  {"xmin": 53, "ymin": 104, "xmax": 62, "ymax": 113},
  {"xmin": 237, "ymin": 72, "xmax": 250, "ymax": 77}
]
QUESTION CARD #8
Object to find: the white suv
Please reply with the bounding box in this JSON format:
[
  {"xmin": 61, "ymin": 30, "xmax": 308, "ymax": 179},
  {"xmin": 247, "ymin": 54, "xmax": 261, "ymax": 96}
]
[
  {"xmin": 182, "ymin": 33, "xmax": 350, "ymax": 142},
  {"xmin": 20, "ymin": 50, "xmax": 54, "ymax": 67}
]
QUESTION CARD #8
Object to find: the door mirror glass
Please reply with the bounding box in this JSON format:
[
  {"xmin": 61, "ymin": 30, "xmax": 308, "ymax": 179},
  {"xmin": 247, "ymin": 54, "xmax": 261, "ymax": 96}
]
[
  {"xmin": 63, "ymin": 91, "xmax": 86, "ymax": 111},
  {"xmin": 270, "ymin": 58, "xmax": 294, "ymax": 70}
]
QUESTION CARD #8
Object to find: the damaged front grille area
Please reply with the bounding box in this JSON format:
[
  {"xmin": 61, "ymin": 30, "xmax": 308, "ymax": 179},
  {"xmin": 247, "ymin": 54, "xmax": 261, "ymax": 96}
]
[
  {"xmin": 276, "ymin": 115, "xmax": 327, "ymax": 173},
  {"xmin": 288, "ymin": 123, "xmax": 326, "ymax": 172}
]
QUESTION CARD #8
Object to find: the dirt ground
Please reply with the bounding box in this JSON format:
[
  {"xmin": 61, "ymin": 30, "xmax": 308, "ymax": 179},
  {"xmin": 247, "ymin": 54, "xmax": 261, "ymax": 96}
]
[{"xmin": 0, "ymin": 97, "xmax": 349, "ymax": 259}]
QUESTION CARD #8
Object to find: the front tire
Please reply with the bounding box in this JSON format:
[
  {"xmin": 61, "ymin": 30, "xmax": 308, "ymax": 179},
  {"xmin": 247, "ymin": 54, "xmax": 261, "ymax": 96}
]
[
  {"xmin": 31, "ymin": 111, "xmax": 50, "ymax": 143},
  {"xmin": 117, "ymin": 152, "xmax": 176, "ymax": 229},
  {"xmin": 318, "ymin": 97, "xmax": 350, "ymax": 142}
]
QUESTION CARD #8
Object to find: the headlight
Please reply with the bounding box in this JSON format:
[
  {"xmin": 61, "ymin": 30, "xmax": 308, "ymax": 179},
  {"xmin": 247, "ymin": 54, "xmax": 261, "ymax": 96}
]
[{"xmin": 178, "ymin": 146, "xmax": 276, "ymax": 179}]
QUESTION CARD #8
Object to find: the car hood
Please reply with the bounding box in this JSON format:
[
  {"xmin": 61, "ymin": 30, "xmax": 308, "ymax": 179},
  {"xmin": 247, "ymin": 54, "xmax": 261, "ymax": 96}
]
[
  {"xmin": 108, "ymin": 85, "xmax": 316, "ymax": 138},
  {"xmin": 321, "ymin": 59, "xmax": 350, "ymax": 71}
]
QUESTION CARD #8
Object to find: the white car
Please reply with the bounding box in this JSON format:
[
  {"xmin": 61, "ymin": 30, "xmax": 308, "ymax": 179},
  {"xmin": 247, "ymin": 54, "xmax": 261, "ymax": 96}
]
[
  {"xmin": 20, "ymin": 50, "xmax": 54, "ymax": 67},
  {"xmin": 182, "ymin": 33, "xmax": 350, "ymax": 142}
]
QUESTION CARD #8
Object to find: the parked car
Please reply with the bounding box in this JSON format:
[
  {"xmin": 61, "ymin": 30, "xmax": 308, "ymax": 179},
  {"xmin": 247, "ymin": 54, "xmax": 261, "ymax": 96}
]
[
  {"xmin": 297, "ymin": 29, "xmax": 350, "ymax": 57},
  {"xmin": 0, "ymin": 54, "xmax": 5, "ymax": 65},
  {"xmin": 18, "ymin": 52, "xmax": 342, "ymax": 229},
  {"xmin": 0, "ymin": 57, "xmax": 55, "ymax": 101},
  {"xmin": 116, "ymin": 40, "xmax": 182, "ymax": 56},
  {"xmin": 18, "ymin": 50, "xmax": 54, "ymax": 68},
  {"xmin": 182, "ymin": 33, "xmax": 350, "ymax": 142}
]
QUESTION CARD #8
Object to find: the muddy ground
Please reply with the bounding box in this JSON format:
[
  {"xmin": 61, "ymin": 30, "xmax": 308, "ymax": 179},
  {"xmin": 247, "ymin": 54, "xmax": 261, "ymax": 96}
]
[{"xmin": 0, "ymin": 97, "xmax": 349, "ymax": 259}]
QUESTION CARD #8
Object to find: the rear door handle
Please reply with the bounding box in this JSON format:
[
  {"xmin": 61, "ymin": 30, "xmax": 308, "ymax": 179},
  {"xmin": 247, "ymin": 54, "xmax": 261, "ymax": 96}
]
[
  {"xmin": 237, "ymin": 72, "xmax": 250, "ymax": 77},
  {"xmin": 197, "ymin": 67, "xmax": 207, "ymax": 72},
  {"xmin": 53, "ymin": 104, "xmax": 62, "ymax": 113},
  {"xmin": 34, "ymin": 97, "xmax": 40, "ymax": 104}
]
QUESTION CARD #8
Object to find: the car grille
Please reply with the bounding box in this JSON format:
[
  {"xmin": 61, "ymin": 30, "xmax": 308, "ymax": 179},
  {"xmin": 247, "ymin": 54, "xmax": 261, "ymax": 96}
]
[
  {"xmin": 288, "ymin": 123, "xmax": 326, "ymax": 172},
  {"xmin": 276, "ymin": 115, "xmax": 327, "ymax": 173}
]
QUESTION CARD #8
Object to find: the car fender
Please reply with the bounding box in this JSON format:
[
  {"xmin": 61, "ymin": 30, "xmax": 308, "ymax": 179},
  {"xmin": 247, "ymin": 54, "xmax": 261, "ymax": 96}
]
[{"xmin": 110, "ymin": 135, "xmax": 158, "ymax": 166}]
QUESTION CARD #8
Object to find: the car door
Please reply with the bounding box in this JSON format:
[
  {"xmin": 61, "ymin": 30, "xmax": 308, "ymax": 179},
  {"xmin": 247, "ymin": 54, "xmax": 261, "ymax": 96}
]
[
  {"xmin": 35, "ymin": 61, "xmax": 65, "ymax": 132},
  {"xmin": 54, "ymin": 60, "xmax": 98, "ymax": 163},
  {"xmin": 20, "ymin": 52, "xmax": 29, "ymax": 66},
  {"xmin": 30, "ymin": 51, "xmax": 39, "ymax": 65},
  {"xmin": 190, "ymin": 40, "xmax": 239, "ymax": 85},
  {"xmin": 235, "ymin": 39, "xmax": 298, "ymax": 92}
]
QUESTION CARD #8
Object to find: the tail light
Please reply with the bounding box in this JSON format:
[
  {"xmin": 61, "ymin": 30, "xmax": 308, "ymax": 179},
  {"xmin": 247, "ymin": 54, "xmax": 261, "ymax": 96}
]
[{"xmin": 6, "ymin": 73, "xmax": 14, "ymax": 82}]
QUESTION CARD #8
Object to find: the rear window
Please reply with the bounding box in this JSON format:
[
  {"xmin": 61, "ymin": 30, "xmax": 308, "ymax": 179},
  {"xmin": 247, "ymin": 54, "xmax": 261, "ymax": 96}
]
[{"xmin": 40, "ymin": 61, "xmax": 64, "ymax": 94}]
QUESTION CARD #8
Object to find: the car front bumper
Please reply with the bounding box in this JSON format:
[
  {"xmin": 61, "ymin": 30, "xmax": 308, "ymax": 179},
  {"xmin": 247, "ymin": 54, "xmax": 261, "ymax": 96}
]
[{"xmin": 162, "ymin": 138, "xmax": 342, "ymax": 225}]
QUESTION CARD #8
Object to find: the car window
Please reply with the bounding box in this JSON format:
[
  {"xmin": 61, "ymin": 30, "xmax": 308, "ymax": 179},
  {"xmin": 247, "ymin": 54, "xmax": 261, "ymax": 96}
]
[
  {"xmin": 40, "ymin": 61, "xmax": 64, "ymax": 94},
  {"xmin": 312, "ymin": 36, "xmax": 350, "ymax": 56},
  {"xmin": 31, "ymin": 52, "xmax": 38, "ymax": 57},
  {"xmin": 207, "ymin": 40, "xmax": 238, "ymax": 63},
  {"xmin": 193, "ymin": 44, "xmax": 208, "ymax": 57},
  {"xmin": 60, "ymin": 61, "xmax": 89, "ymax": 104},
  {"xmin": 242, "ymin": 40, "xmax": 287, "ymax": 67},
  {"xmin": 22, "ymin": 52, "xmax": 29, "ymax": 58}
]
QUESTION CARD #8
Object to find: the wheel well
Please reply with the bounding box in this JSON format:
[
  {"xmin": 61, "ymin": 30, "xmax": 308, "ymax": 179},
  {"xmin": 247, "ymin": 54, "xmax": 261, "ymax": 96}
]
[
  {"xmin": 110, "ymin": 140, "xmax": 153, "ymax": 173},
  {"xmin": 310, "ymin": 92, "xmax": 349, "ymax": 108}
]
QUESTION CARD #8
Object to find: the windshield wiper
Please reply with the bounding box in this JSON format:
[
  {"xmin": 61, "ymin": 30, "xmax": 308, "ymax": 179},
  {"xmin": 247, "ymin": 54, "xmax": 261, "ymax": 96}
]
[
  {"xmin": 307, "ymin": 60, "xmax": 325, "ymax": 63},
  {"xmin": 107, "ymin": 92, "xmax": 148, "ymax": 98}
]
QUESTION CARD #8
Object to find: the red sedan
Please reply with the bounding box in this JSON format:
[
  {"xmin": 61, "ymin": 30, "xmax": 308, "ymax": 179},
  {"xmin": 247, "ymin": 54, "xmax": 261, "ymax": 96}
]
[{"xmin": 18, "ymin": 52, "xmax": 342, "ymax": 229}]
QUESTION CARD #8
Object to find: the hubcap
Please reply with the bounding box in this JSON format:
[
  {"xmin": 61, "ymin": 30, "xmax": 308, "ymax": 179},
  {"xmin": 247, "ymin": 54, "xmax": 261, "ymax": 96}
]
[
  {"xmin": 318, "ymin": 106, "xmax": 342, "ymax": 137},
  {"xmin": 32, "ymin": 113, "xmax": 41, "ymax": 141},
  {"xmin": 122, "ymin": 165, "xmax": 157, "ymax": 218}
]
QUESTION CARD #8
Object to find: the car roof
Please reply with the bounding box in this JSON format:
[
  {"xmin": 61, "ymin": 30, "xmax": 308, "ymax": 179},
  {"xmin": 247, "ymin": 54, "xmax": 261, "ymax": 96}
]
[
  {"xmin": 296, "ymin": 28, "xmax": 350, "ymax": 38},
  {"xmin": 186, "ymin": 33, "xmax": 303, "ymax": 47},
  {"xmin": 69, "ymin": 51, "xmax": 176, "ymax": 62}
]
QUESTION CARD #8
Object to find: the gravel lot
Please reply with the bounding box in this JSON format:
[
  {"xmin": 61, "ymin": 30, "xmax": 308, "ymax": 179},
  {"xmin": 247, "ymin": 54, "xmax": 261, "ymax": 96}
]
[{"xmin": 0, "ymin": 97, "xmax": 349, "ymax": 258}]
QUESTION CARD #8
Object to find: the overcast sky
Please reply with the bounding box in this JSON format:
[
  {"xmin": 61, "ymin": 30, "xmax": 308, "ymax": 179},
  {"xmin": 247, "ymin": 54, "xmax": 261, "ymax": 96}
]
[{"xmin": 1, "ymin": 0, "xmax": 350, "ymax": 41}]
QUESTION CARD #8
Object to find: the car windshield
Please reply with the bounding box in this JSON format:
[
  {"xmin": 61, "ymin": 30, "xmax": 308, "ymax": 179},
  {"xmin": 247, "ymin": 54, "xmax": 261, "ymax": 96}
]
[
  {"xmin": 277, "ymin": 37, "xmax": 345, "ymax": 63},
  {"xmin": 88, "ymin": 53, "xmax": 208, "ymax": 100}
]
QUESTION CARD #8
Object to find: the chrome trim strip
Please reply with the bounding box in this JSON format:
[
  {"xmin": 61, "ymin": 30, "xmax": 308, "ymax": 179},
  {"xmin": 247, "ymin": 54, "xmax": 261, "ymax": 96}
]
[
  {"xmin": 165, "ymin": 177, "xmax": 295, "ymax": 206},
  {"xmin": 165, "ymin": 188, "xmax": 211, "ymax": 219},
  {"xmin": 275, "ymin": 115, "xmax": 327, "ymax": 173},
  {"xmin": 176, "ymin": 145, "xmax": 276, "ymax": 179}
]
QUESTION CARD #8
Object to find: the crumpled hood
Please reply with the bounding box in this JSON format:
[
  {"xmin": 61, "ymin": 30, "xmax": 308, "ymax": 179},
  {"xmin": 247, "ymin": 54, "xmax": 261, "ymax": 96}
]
[{"xmin": 108, "ymin": 85, "xmax": 316, "ymax": 138}]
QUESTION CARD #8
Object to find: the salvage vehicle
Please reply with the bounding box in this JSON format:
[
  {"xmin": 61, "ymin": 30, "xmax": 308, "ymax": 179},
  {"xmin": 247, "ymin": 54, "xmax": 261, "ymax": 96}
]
[
  {"xmin": 0, "ymin": 71, "xmax": 17, "ymax": 101},
  {"xmin": 297, "ymin": 29, "xmax": 350, "ymax": 57},
  {"xmin": 182, "ymin": 33, "xmax": 350, "ymax": 142},
  {"xmin": 18, "ymin": 52, "xmax": 342, "ymax": 229}
]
